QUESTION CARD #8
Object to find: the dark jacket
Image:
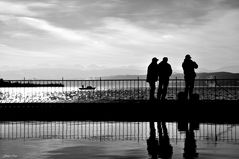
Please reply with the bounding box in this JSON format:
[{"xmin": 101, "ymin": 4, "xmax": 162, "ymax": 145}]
[
  {"xmin": 158, "ymin": 61, "xmax": 172, "ymax": 79},
  {"xmin": 146, "ymin": 62, "xmax": 158, "ymax": 83},
  {"xmin": 182, "ymin": 59, "xmax": 198, "ymax": 78}
]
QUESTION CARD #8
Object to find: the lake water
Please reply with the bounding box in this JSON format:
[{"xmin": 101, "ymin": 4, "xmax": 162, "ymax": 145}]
[
  {"xmin": 1, "ymin": 85, "xmax": 238, "ymax": 103},
  {"xmin": 0, "ymin": 121, "xmax": 239, "ymax": 159}
]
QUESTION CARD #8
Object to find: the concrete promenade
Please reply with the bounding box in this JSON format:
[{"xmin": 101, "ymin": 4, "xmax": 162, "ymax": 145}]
[{"xmin": 0, "ymin": 100, "xmax": 238, "ymax": 123}]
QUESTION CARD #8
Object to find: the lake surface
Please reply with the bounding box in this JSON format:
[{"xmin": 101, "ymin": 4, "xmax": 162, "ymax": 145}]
[
  {"xmin": 1, "ymin": 85, "xmax": 238, "ymax": 103},
  {"xmin": 0, "ymin": 121, "xmax": 239, "ymax": 159}
]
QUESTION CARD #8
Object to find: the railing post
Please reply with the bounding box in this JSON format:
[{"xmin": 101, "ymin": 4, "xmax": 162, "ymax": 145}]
[
  {"xmin": 175, "ymin": 77, "xmax": 177, "ymax": 100},
  {"xmin": 24, "ymin": 77, "xmax": 26, "ymax": 103},
  {"xmin": 235, "ymin": 79, "xmax": 237, "ymax": 100},
  {"xmin": 215, "ymin": 124, "xmax": 217, "ymax": 141},
  {"xmin": 62, "ymin": 77, "xmax": 64, "ymax": 93},
  {"xmin": 100, "ymin": 77, "xmax": 102, "ymax": 99},
  {"xmin": 214, "ymin": 76, "xmax": 217, "ymax": 100},
  {"xmin": 137, "ymin": 76, "xmax": 140, "ymax": 100}
]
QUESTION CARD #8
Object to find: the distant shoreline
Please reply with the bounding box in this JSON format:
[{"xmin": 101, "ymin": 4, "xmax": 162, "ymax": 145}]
[{"xmin": 0, "ymin": 80, "xmax": 64, "ymax": 87}]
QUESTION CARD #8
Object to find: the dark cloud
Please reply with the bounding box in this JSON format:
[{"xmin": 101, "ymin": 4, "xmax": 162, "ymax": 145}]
[
  {"xmin": 1, "ymin": 0, "xmax": 229, "ymax": 32},
  {"xmin": 1, "ymin": 0, "xmax": 237, "ymax": 32},
  {"xmin": 219, "ymin": 0, "xmax": 239, "ymax": 9},
  {"xmin": 36, "ymin": 0, "xmax": 228, "ymax": 31}
]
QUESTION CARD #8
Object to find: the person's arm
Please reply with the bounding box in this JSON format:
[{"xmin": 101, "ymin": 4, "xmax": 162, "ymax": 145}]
[
  {"xmin": 146, "ymin": 65, "xmax": 150, "ymax": 82},
  {"xmin": 194, "ymin": 61, "xmax": 198, "ymax": 69},
  {"xmin": 182, "ymin": 62, "xmax": 185, "ymax": 71},
  {"xmin": 169, "ymin": 65, "xmax": 172, "ymax": 77}
]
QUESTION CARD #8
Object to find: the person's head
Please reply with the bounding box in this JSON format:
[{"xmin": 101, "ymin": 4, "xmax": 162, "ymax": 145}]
[
  {"xmin": 185, "ymin": 54, "xmax": 191, "ymax": 60},
  {"xmin": 162, "ymin": 57, "xmax": 168, "ymax": 63},
  {"xmin": 152, "ymin": 57, "xmax": 158, "ymax": 63}
]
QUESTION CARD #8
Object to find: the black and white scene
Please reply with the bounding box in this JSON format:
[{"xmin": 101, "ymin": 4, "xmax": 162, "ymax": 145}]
[{"xmin": 0, "ymin": 0, "xmax": 239, "ymax": 158}]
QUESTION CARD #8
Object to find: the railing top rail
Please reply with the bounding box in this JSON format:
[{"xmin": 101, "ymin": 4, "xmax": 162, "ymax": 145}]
[
  {"xmin": 2, "ymin": 78, "xmax": 239, "ymax": 81},
  {"xmin": 3, "ymin": 79, "xmax": 145, "ymax": 82}
]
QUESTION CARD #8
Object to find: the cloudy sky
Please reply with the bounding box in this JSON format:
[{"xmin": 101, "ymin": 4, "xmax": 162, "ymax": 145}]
[{"xmin": 1, "ymin": 0, "xmax": 239, "ymax": 77}]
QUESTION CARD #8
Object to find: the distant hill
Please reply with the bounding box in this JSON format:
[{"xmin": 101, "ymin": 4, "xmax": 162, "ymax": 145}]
[
  {"xmin": 215, "ymin": 65, "xmax": 239, "ymax": 73},
  {"xmin": 1, "ymin": 67, "xmax": 238, "ymax": 80},
  {"xmin": 100, "ymin": 75, "xmax": 146, "ymax": 80},
  {"xmin": 196, "ymin": 72, "xmax": 239, "ymax": 79},
  {"xmin": 101, "ymin": 72, "xmax": 239, "ymax": 80},
  {"xmin": 0, "ymin": 68, "xmax": 145, "ymax": 80}
]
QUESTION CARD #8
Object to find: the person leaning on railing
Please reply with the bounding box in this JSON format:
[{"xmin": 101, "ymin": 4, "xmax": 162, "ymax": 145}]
[{"xmin": 147, "ymin": 57, "xmax": 159, "ymax": 100}]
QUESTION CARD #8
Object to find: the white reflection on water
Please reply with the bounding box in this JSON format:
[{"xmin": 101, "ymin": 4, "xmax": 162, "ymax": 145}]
[
  {"xmin": 0, "ymin": 87, "xmax": 149, "ymax": 103},
  {"xmin": 0, "ymin": 122, "xmax": 239, "ymax": 159},
  {"xmin": 1, "ymin": 85, "xmax": 237, "ymax": 103}
]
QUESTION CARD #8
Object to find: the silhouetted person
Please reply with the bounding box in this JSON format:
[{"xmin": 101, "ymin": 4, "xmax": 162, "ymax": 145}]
[
  {"xmin": 147, "ymin": 121, "xmax": 173, "ymax": 159},
  {"xmin": 157, "ymin": 121, "xmax": 173, "ymax": 159},
  {"xmin": 147, "ymin": 57, "xmax": 159, "ymax": 100},
  {"xmin": 182, "ymin": 54, "xmax": 198, "ymax": 100},
  {"xmin": 157, "ymin": 57, "xmax": 172, "ymax": 100},
  {"xmin": 183, "ymin": 122, "xmax": 198, "ymax": 159},
  {"xmin": 147, "ymin": 122, "xmax": 158, "ymax": 159}
]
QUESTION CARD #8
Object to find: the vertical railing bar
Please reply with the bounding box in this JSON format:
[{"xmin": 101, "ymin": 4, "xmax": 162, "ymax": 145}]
[
  {"xmin": 175, "ymin": 77, "xmax": 177, "ymax": 100},
  {"xmin": 214, "ymin": 76, "xmax": 217, "ymax": 100},
  {"xmin": 100, "ymin": 78, "xmax": 102, "ymax": 100},
  {"xmin": 137, "ymin": 77, "xmax": 140, "ymax": 100}
]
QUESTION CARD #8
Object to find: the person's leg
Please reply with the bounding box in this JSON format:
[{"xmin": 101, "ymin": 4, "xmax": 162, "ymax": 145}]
[
  {"xmin": 157, "ymin": 121, "xmax": 163, "ymax": 141},
  {"xmin": 184, "ymin": 123, "xmax": 198, "ymax": 157},
  {"xmin": 147, "ymin": 122, "xmax": 158, "ymax": 159},
  {"xmin": 149, "ymin": 82, "xmax": 156, "ymax": 100},
  {"xmin": 157, "ymin": 79, "xmax": 163, "ymax": 100},
  {"xmin": 160, "ymin": 121, "xmax": 173, "ymax": 158},
  {"xmin": 189, "ymin": 78, "xmax": 195, "ymax": 100},
  {"xmin": 161, "ymin": 79, "xmax": 169, "ymax": 100},
  {"xmin": 162, "ymin": 122, "xmax": 168, "ymax": 135},
  {"xmin": 184, "ymin": 78, "xmax": 190, "ymax": 99},
  {"xmin": 149, "ymin": 121, "xmax": 156, "ymax": 139}
]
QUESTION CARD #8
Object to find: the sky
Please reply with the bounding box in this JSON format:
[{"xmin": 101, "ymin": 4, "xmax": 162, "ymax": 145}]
[{"xmin": 1, "ymin": 0, "xmax": 239, "ymax": 78}]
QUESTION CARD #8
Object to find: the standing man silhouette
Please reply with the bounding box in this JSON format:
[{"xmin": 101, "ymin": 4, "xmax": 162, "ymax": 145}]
[
  {"xmin": 147, "ymin": 57, "xmax": 159, "ymax": 100},
  {"xmin": 157, "ymin": 57, "xmax": 172, "ymax": 100},
  {"xmin": 182, "ymin": 54, "xmax": 198, "ymax": 100}
]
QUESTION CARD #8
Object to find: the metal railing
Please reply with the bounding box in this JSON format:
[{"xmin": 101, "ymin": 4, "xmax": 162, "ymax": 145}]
[
  {"xmin": 0, "ymin": 78, "xmax": 238, "ymax": 103},
  {"xmin": 0, "ymin": 121, "xmax": 238, "ymax": 143}
]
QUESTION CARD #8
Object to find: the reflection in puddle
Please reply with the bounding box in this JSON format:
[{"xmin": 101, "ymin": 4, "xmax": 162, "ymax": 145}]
[
  {"xmin": 147, "ymin": 121, "xmax": 173, "ymax": 159},
  {"xmin": 0, "ymin": 121, "xmax": 239, "ymax": 159}
]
